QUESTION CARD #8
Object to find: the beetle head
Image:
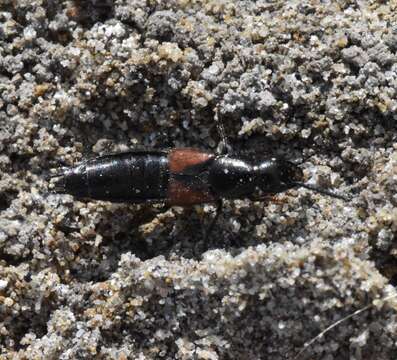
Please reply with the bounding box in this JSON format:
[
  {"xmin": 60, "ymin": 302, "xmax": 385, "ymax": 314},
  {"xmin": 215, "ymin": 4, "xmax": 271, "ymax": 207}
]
[
  {"xmin": 257, "ymin": 158, "xmax": 304, "ymax": 193},
  {"xmin": 257, "ymin": 157, "xmax": 349, "ymax": 201}
]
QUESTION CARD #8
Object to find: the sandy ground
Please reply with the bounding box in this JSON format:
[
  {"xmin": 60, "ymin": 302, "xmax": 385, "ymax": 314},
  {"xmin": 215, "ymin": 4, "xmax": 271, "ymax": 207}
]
[{"xmin": 1, "ymin": 1, "xmax": 397, "ymax": 359}]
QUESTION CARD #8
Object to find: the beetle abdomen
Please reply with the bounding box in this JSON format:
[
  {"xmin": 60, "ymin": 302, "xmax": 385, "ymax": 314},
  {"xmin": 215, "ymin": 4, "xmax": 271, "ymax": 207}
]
[{"xmin": 53, "ymin": 151, "xmax": 169, "ymax": 202}]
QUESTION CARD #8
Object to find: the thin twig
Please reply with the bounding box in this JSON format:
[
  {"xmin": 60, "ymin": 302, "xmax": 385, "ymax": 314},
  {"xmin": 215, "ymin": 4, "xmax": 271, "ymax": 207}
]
[{"xmin": 293, "ymin": 293, "xmax": 397, "ymax": 360}]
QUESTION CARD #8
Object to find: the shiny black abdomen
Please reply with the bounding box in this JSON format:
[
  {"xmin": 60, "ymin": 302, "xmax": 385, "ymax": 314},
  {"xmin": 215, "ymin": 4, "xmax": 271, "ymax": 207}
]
[{"xmin": 59, "ymin": 151, "xmax": 169, "ymax": 202}]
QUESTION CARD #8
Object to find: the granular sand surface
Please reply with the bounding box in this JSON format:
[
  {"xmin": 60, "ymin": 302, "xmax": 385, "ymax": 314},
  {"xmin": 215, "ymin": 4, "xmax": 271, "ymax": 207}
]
[{"xmin": 1, "ymin": 1, "xmax": 397, "ymax": 359}]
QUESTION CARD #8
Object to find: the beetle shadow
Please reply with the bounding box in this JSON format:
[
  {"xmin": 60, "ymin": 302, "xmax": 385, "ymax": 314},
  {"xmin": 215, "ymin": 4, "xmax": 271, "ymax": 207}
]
[
  {"xmin": 56, "ymin": 182, "xmax": 332, "ymax": 284},
  {"xmin": 169, "ymin": 197, "xmax": 315, "ymax": 260},
  {"xmin": 55, "ymin": 205, "xmax": 173, "ymax": 282},
  {"xmin": 195, "ymin": 202, "xmax": 313, "ymax": 258},
  {"xmin": 57, "ymin": 204, "xmax": 234, "ymax": 282}
]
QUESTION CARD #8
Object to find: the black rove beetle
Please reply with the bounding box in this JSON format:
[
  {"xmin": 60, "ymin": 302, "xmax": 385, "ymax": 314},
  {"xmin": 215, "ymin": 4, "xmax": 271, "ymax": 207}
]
[{"xmin": 50, "ymin": 113, "xmax": 349, "ymax": 238}]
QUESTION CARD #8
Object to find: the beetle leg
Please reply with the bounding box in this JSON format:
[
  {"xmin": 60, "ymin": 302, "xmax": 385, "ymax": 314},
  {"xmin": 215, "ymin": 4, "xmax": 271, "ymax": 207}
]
[
  {"xmin": 248, "ymin": 194, "xmax": 287, "ymax": 206},
  {"xmin": 45, "ymin": 166, "xmax": 70, "ymax": 181},
  {"xmin": 203, "ymin": 199, "xmax": 223, "ymax": 241},
  {"xmin": 214, "ymin": 107, "xmax": 231, "ymax": 155},
  {"xmin": 55, "ymin": 216, "xmax": 80, "ymax": 233},
  {"xmin": 248, "ymin": 194, "xmax": 274, "ymax": 202}
]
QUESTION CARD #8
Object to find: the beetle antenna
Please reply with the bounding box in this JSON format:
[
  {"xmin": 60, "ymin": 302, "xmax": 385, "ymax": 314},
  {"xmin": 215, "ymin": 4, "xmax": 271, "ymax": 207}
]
[{"xmin": 294, "ymin": 182, "xmax": 350, "ymax": 201}]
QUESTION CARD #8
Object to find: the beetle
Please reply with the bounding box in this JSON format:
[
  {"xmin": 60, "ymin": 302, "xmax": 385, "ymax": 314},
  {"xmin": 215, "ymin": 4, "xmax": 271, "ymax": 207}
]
[{"xmin": 49, "ymin": 117, "xmax": 349, "ymax": 238}]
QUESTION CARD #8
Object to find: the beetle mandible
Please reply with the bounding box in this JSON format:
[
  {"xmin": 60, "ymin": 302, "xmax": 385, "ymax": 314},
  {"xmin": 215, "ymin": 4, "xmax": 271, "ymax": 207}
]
[{"xmin": 49, "ymin": 113, "xmax": 348, "ymax": 238}]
